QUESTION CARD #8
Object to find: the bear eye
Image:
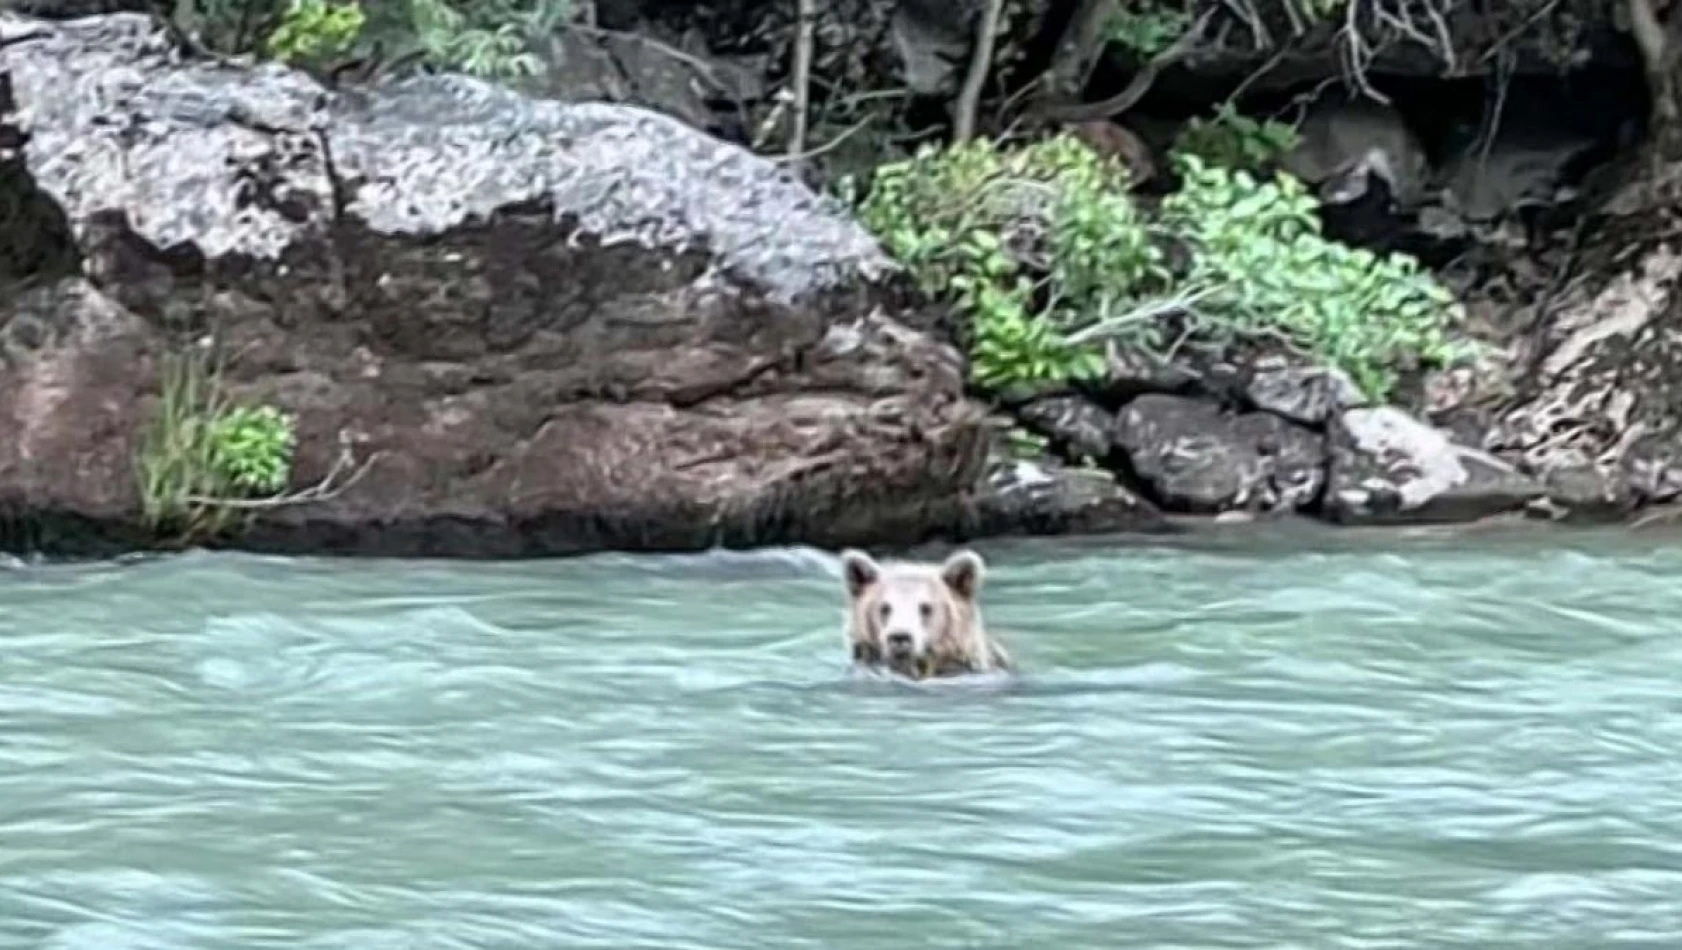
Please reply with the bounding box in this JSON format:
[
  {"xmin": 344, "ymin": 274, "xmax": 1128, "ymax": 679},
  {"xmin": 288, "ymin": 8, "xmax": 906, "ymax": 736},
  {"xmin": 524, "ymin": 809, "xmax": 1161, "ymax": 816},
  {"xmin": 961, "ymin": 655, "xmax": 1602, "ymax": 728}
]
[
  {"xmin": 878, "ymin": 603, "xmax": 892, "ymax": 621},
  {"xmin": 918, "ymin": 601, "xmax": 933, "ymax": 619}
]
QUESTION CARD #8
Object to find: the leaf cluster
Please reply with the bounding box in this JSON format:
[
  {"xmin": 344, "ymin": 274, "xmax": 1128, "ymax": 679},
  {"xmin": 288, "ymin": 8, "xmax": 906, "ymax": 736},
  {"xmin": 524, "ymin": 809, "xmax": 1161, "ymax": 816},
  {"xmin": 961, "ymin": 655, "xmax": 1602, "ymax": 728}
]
[
  {"xmin": 138, "ymin": 349, "xmax": 298, "ymax": 545},
  {"xmin": 849, "ymin": 129, "xmax": 1465, "ymax": 401}
]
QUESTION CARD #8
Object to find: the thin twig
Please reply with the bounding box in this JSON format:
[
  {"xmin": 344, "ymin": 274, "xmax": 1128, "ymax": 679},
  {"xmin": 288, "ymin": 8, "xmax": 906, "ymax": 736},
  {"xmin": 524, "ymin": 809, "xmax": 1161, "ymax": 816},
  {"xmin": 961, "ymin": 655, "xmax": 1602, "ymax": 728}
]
[
  {"xmin": 1224, "ymin": 43, "xmax": 1292, "ymax": 106},
  {"xmin": 183, "ymin": 448, "xmax": 382, "ymax": 511},
  {"xmin": 774, "ymin": 114, "xmax": 875, "ymax": 164},
  {"xmin": 1473, "ymin": 0, "xmax": 1564, "ymax": 68}
]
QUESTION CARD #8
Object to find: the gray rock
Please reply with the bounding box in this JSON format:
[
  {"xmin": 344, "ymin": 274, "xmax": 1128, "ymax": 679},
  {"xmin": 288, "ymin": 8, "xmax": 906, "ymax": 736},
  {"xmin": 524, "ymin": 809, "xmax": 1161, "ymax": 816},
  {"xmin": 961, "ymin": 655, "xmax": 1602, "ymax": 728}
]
[
  {"xmin": 956, "ymin": 454, "xmax": 1168, "ymax": 538},
  {"xmin": 1326, "ymin": 407, "xmax": 1542, "ymax": 524},
  {"xmin": 1245, "ymin": 361, "xmax": 1370, "ymax": 426},
  {"xmin": 524, "ymin": 28, "xmax": 768, "ymax": 134},
  {"xmin": 890, "ymin": 0, "xmax": 973, "ymax": 95},
  {"xmin": 1092, "ymin": 343, "xmax": 1198, "ymax": 402},
  {"xmin": 0, "ymin": 11, "xmax": 993, "ymax": 558},
  {"xmin": 1537, "ymin": 463, "xmax": 1635, "ymax": 522},
  {"xmin": 2, "ymin": 0, "xmax": 147, "ymax": 16},
  {"xmin": 1014, "ymin": 395, "xmax": 1115, "ymax": 462},
  {"xmin": 1114, "ymin": 394, "xmax": 1326, "ymax": 514}
]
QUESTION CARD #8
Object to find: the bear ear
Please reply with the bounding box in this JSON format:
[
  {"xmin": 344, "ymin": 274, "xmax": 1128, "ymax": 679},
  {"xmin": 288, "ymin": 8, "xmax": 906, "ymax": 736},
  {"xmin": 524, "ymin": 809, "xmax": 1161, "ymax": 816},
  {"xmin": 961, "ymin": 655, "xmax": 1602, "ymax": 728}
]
[
  {"xmin": 940, "ymin": 549, "xmax": 985, "ymax": 600},
  {"xmin": 839, "ymin": 549, "xmax": 880, "ymax": 597}
]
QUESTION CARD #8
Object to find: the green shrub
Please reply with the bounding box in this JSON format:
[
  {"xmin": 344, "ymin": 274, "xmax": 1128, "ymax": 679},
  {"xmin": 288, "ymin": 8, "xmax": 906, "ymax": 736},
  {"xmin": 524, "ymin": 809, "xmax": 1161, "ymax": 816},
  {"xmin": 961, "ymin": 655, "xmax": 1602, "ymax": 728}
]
[
  {"xmin": 264, "ymin": 0, "xmax": 366, "ymax": 65},
  {"xmin": 851, "ymin": 135, "xmax": 1165, "ymax": 389},
  {"xmin": 208, "ymin": 405, "xmax": 296, "ymax": 495},
  {"xmin": 137, "ymin": 350, "xmax": 298, "ymax": 544},
  {"xmin": 404, "ymin": 0, "xmax": 573, "ymax": 79},
  {"xmin": 849, "ymin": 134, "xmax": 1465, "ymax": 402},
  {"xmin": 197, "ymin": 0, "xmax": 571, "ymax": 80},
  {"xmin": 1106, "ymin": 5, "xmax": 1194, "ymax": 57},
  {"xmin": 1172, "ymin": 104, "xmax": 1301, "ymax": 173},
  {"xmin": 1159, "ymin": 152, "xmax": 1464, "ymax": 397}
]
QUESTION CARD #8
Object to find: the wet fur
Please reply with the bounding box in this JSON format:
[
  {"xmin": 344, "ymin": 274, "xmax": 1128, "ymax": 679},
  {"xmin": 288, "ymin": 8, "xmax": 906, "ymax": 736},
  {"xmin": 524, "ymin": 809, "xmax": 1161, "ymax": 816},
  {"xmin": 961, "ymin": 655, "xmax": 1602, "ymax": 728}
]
[{"xmin": 839, "ymin": 548, "xmax": 1012, "ymax": 680}]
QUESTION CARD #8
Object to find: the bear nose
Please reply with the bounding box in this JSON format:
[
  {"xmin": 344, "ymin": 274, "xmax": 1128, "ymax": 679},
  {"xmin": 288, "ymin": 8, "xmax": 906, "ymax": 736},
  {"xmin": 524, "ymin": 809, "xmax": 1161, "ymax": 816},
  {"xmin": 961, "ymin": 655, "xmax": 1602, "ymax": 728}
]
[{"xmin": 885, "ymin": 632, "xmax": 913, "ymax": 652}]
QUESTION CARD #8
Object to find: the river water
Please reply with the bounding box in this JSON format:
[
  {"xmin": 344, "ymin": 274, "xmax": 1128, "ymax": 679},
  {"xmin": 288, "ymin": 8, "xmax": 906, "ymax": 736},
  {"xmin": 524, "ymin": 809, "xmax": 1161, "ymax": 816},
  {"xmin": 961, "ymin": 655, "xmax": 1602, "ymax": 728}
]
[{"xmin": 2, "ymin": 525, "xmax": 1681, "ymax": 948}]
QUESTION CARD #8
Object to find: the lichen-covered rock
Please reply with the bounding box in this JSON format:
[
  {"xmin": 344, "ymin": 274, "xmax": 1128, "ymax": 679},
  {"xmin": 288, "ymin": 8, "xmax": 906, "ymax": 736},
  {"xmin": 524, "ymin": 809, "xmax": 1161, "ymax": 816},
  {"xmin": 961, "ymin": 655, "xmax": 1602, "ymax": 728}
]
[
  {"xmin": 1, "ymin": 0, "xmax": 147, "ymax": 16},
  {"xmin": 1014, "ymin": 395, "xmax": 1115, "ymax": 461},
  {"xmin": 1089, "ymin": 343, "xmax": 1199, "ymax": 403},
  {"xmin": 1113, "ymin": 394, "xmax": 1326, "ymax": 514},
  {"xmin": 0, "ymin": 11, "xmax": 1006, "ymax": 557},
  {"xmin": 954, "ymin": 454, "xmax": 1168, "ymax": 538},
  {"xmin": 1327, "ymin": 407, "xmax": 1542, "ymax": 524},
  {"xmin": 1244, "ymin": 358, "xmax": 1370, "ymax": 427}
]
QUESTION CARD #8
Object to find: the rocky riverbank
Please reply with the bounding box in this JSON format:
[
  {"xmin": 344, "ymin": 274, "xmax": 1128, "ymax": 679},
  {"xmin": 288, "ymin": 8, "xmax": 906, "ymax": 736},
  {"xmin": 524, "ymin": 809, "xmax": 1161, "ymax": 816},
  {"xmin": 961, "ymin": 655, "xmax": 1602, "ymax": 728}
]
[
  {"xmin": 2, "ymin": 7, "xmax": 1681, "ymax": 560},
  {"xmin": 0, "ymin": 10, "xmax": 1165, "ymax": 558}
]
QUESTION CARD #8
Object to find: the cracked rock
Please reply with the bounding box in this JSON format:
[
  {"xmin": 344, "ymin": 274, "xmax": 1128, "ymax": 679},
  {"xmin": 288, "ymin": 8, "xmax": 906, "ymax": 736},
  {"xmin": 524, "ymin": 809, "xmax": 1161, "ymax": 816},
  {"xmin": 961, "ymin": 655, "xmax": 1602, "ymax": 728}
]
[
  {"xmin": 1114, "ymin": 394, "xmax": 1326, "ymax": 514},
  {"xmin": 0, "ymin": 10, "xmax": 994, "ymax": 557},
  {"xmin": 1326, "ymin": 407, "xmax": 1542, "ymax": 524}
]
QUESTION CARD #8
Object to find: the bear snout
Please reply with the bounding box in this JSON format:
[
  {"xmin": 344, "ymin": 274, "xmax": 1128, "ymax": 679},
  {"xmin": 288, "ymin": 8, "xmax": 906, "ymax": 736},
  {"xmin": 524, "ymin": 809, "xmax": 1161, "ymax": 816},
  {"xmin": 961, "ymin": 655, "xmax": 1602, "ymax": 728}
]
[{"xmin": 885, "ymin": 631, "xmax": 915, "ymax": 656}]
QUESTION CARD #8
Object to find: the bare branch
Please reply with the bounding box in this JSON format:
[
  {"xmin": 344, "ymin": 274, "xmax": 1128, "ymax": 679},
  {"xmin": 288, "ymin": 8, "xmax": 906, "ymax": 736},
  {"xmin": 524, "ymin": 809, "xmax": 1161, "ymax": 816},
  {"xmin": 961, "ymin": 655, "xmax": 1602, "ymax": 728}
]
[
  {"xmin": 774, "ymin": 114, "xmax": 875, "ymax": 164},
  {"xmin": 1033, "ymin": 9, "xmax": 1213, "ymax": 125},
  {"xmin": 954, "ymin": 0, "xmax": 1007, "ymax": 142},
  {"xmin": 184, "ymin": 448, "xmax": 382, "ymax": 511},
  {"xmin": 789, "ymin": 0, "xmax": 817, "ymax": 155}
]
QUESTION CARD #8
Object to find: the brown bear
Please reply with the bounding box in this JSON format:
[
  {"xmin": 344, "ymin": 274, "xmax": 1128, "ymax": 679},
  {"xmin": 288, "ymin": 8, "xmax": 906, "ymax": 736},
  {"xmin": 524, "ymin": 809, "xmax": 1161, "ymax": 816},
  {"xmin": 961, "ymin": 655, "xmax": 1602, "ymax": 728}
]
[{"xmin": 838, "ymin": 547, "xmax": 1013, "ymax": 680}]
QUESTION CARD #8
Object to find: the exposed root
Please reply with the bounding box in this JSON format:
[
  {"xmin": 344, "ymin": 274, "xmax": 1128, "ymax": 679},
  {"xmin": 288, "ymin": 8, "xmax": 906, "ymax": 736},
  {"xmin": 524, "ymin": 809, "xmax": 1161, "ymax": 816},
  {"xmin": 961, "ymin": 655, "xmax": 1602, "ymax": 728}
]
[{"xmin": 1030, "ymin": 9, "xmax": 1213, "ymax": 124}]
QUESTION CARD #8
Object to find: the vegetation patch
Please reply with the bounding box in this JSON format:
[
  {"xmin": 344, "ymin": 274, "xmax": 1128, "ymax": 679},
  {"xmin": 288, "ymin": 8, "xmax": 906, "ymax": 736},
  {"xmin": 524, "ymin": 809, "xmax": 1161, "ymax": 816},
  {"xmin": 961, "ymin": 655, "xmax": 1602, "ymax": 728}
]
[
  {"xmin": 1160, "ymin": 152, "xmax": 1464, "ymax": 397},
  {"xmin": 846, "ymin": 128, "xmax": 1467, "ymax": 401},
  {"xmin": 1171, "ymin": 104, "xmax": 1301, "ymax": 172},
  {"xmin": 1106, "ymin": 5, "xmax": 1196, "ymax": 58},
  {"xmin": 188, "ymin": 0, "xmax": 575, "ymax": 79},
  {"xmin": 264, "ymin": 0, "xmax": 366, "ymax": 66},
  {"xmin": 137, "ymin": 347, "xmax": 297, "ymax": 545}
]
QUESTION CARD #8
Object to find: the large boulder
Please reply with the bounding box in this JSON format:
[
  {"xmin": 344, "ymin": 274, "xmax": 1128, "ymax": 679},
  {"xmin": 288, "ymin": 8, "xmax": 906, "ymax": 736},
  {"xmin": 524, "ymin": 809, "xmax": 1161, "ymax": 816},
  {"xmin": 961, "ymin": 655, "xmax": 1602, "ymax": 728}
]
[
  {"xmin": 0, "ymin": 11, "xmax": 996, "ymax": 557},
  {"xmin": 1326, "ymin": 407, "xmax": 1542, "ymax": 524},
  {"xmin": 1013, "ymin": 395, "xmax": 1116, "ymax": 462},
  {"xmin": 1243, "ymin": 358, "xmax": 1371, "ymax": 427},
  {"xmin": 952, "ymin": 453, "xmax": 1168, "ymax": 539},
  {"xmin": 1112, "ymin": 394, "xmax": 1326, "ymax": 514}
]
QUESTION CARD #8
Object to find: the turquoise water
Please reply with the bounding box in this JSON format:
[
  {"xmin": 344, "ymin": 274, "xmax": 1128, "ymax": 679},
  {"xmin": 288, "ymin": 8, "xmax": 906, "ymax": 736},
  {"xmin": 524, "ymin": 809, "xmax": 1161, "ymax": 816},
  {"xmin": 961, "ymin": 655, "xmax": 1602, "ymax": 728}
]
[{"xmin": 3, "ymin": 526, "xmax": 1681, "ymax": 948}]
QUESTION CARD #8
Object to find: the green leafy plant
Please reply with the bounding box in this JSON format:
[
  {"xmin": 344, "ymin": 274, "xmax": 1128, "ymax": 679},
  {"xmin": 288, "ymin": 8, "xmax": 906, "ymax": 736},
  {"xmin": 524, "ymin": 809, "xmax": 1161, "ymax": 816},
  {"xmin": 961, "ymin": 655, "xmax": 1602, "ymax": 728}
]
[
  {"xmin": 191, "ymin": 0, "xmax": 571, "ymax": 80},
  {"xmin": 137, "ymin": 349, "xmax": 298, "ymax": 545},
  {"xmin": 1160, "ymin": 152, "xmax": 1464, "ymax": 398},
  {"xmin": 850, "ymin": 131, "xmax": 1465, "ymax": 403},
  {"xmin": 1105, "ymin": 5, "xmax": 1194, "ymax": 57},
  {"xmin": 404, "ymin": 0, "xmax": 573, "ymax": 78},
  {"xmin": 851, "ymin": 135, "xmax": 1164, "ymax": 389},
  {"xmin": 1172, "ymin": 103, "xmax": 1301, "ymax": 173},
  {"xmin": 264, "ymin": 0, "xmax": 366, "ymax": 65},
  {"xmin": 208, "ymin": 405, "xmax": 296, "ymax": 495}
]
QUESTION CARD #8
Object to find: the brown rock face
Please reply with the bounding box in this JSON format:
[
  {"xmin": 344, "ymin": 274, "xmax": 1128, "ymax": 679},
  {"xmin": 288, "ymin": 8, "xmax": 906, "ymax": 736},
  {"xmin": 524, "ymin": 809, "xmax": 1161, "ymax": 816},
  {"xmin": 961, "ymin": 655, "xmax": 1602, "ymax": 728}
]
[
  {"xmin": 1472, "ymin": 162, "xmax": 1682, "ymax": 521},
  {"xmin": 0, "ymin": 12, "xmax": 994, "ymax": 557}
]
